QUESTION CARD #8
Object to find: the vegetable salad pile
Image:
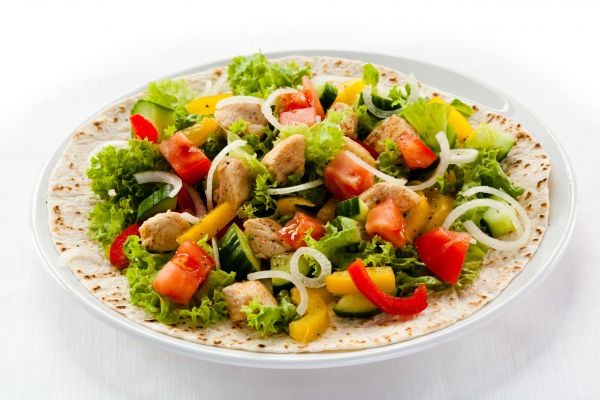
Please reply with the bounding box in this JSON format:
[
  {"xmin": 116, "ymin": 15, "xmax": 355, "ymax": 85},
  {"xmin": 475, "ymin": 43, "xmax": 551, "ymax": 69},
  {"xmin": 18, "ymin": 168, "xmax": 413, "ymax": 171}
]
[{"xmin": 86, "ymin": 53, "xmax": 529, "ymax": 343}]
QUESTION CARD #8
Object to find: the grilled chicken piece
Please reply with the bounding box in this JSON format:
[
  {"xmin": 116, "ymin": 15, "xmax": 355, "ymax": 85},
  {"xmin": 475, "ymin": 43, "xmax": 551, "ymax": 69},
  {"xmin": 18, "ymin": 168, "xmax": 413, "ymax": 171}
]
[
  {"xmin": 329, "ymin": 102, "xmax": 358, "ymax": 138},
  {"xmin": 364, "ymin": 115, "xmax": 418, "ymax": 153},
  {"xmin": 214, "ymin": 103, "xmax": 268, "ymax": 135},
  {"xmin": 261, "ymin": 134, "xmax": 306, "ymax": 185},
  {"xmin": 214, "ymin": 157, "xmax": 252, "ymax": 209},
  {"xmin": 243, "ymin": 218, "xmax": 291, "ymax": 259},
  {"xmin": 359, "ymin": 182, "xmax": 420, "ymax": 212},
  {"xmin": 342, "ymin": 136, "xmax": 376, "ymax": 167},
  {"xmin": 139, "ymin": 211, "xmax": 191, "ymax": 252},
  {"xmin": 223, "ymin": 281, "xmax": 278, "ymax": 322}
]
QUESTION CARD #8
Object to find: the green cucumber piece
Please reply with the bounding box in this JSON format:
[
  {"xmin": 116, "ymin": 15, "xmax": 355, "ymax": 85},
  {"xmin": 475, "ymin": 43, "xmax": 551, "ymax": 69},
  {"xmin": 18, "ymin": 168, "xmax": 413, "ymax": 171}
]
[
  {"xmin": 318, "ymin": 82, "xmax": 338, "ymax": 111},
  {"xmin": 136, "ymin": 186, "xmax": 177, "ymax": 221},
  {"xmin": 465, "ymin": 123, "xmax": 516, "ymax": 161},
  {"xmin": 130, "ymin": 99, "xmax": 177, "ymax": 137},
  {"xmin": 335, "ymin": 197, "xmax": 369, "ymax": 223},
  {"xmin": 482, "ymin": 196, "xmax": 516, "ymax": 238},
  {"xmin": 334, "ymin": 293, "xmax": 381, "ymax": 318},
  {"xmin": 270, "ymin": 253, "xmax": 311, "ymax": 290},
  {"xmin": 218, "ymin": 224, "xmax": 260, "ymax": 280}
]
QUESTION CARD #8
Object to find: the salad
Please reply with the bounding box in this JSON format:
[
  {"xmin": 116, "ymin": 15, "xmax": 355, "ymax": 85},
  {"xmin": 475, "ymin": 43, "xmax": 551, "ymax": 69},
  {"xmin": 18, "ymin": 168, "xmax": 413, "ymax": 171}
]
[{"xmin": 85, "ymin": 53, "xmax": 531, "ymax": 343}]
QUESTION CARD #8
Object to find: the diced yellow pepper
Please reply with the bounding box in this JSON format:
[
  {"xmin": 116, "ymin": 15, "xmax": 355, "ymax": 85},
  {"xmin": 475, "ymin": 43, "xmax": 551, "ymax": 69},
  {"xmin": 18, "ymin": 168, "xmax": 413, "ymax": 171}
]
[
  {"xmin": 177, "ymin": 202, "xmax": 236, "ymax": 244},
  {"xmin": 326, "ymin": 267, "xmax": 395, "ymax": 295},
  {"xmin": 276, "ymin": 197, "xmax": 316, "ymax": 216},
  {"xmin": 334, "ymin": 79, "xmax": 365, "ymax": 106},
  {"xmin": 428, "ymin": 97, "xmax": 473, "ymax": 142},
  {"xmin": 291, "ymin": 287, "xmax": 335, "ymax": 306},
  {"xmin": 404, "ymin": 193, "xmax": 430, "ymax": 242},
  {"xmin": 289, "ymin": 290, "xmax": 329, "ymax": 343},
  {"xmin": 185, "ymin": 93, "xmax": 233, "ymax": 115},
  {"xmin": 180, "ymin": 117, "xmax": 219, "ymax": 146},
  {"xmin": 422, "ymin": 190, "xmax": 455, "ymax": 233}
]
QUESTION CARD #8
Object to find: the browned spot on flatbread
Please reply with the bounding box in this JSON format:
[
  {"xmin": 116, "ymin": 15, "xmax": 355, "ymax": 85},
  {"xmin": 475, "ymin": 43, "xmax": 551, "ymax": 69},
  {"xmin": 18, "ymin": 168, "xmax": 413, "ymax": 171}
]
[
  {"xmin": 93, "ymin": 121, "xmax": 103, "ymax": 130},
  {"xmin": 537, "ymin": 178, "xmax": 548, "ymax": 188}
]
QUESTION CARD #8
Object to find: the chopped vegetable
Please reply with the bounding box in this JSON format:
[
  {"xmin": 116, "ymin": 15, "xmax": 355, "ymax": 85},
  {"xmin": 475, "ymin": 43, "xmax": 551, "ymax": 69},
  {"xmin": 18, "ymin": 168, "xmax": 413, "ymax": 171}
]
[
  {"xmin": 365, "ymin": 198, "xmax": 407, "ymax": 248},
  {"xmin": 400, "ymin": 98, "xmax": 456, "ymax": 152},
  {"xmin": 180, "ymin": 118, "xmax": 219, "ymax": 146},
  {"xmin": 429, "ymin": 97, "xmax": 473, "ymax": 142},
  {"xmin": 278, "ymin": 212, "xmax": 326, "ymax": 249},
  {"xmin": 177, "ymin": 202, "xmax": 237, "ymax": 243},
  {"xmin": 404, "ymin": 193, "xmax": 430, "ymax": 242},
  {"xmin": 108, "ymin": 224, "xmax": 140, "ymax": 268},
  {"xmin": 130, "ymin": 114, "xmax": 159, "ymax": 143},
  {"xmin": 395, "ymin": 133, "xmax": 438, "ymax": 169},
  {"xmin": 145, "ymin": 79, "xmax": 197, "ymax": 109},
  {"xmin": 288, "ymin": 289, "xmax": 329, "ymax": 343},
  {"xmin": 414, "ymin": 228, "xmax": 471, "ymax": 285},
  {"xmin": 159, "ymin": 132, "xmax": 211, "ymax": 185},
  {"xmin": 280, "ymin": 107, "xmax": 317, "ymax": 126},
  {"xmin": 335, "ymin": 78, "xmax": 365, "ymax": 105},
  {"xmin": 242, "ymin": 290, "xmax": 298, "ymax": 335},
  {"xmin": 186, "ymin": 93, "xmax": 233, "ymax": 115},
  {"xmin": 324, "ymin": 150, "xmax": 375, "ymax": 200},
  {"xmin": 326, "ymin": 266, "xmax": 396, "ymax": 295}
]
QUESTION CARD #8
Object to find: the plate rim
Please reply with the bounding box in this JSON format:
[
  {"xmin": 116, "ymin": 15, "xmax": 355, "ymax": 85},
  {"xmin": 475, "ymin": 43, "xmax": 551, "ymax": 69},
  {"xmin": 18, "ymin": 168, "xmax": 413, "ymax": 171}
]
[{"xmin": 31, "ymin": 50, "xmax": 577, "ymax": 369}]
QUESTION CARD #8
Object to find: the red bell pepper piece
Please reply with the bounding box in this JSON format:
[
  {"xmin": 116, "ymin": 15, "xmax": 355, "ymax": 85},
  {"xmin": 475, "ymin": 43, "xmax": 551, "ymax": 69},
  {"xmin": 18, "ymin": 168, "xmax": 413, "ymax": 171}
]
[
  {"xmin": 395, "ymin": 134, "xmax": 438, "ymax": 169},
  {"xmin": 109, "ymin": 224, "xmax": 140, "ymax": 268},
  {"xmin": 347, "ymin": 259, "xmax": 428, "ymax": 315},
  {"xmin": 130, "ymin": 114, "xmax": 158, "ymax": 143},
  {"xmin": 176, "ymin": 186, "xmax": 195, "ymax": 215}
]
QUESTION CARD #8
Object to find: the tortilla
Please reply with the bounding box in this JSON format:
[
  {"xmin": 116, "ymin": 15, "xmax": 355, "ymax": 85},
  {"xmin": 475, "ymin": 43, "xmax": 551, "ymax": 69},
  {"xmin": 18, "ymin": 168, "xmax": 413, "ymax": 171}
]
[{"xmin": 46, "ymin": 56, "xmax": 550, "ymax": 352}]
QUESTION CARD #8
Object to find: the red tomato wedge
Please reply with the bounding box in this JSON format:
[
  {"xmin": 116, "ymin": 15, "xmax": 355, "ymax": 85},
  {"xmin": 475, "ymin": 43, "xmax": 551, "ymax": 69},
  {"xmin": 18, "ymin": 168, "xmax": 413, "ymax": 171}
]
[
  {"xmin": 350, "ymin": 137, "xmax": 380, "ymax": 159},
  {"xmin": 130, "ymin": 114, "xmax": 158, "ymax": 143},
  {"xmin": 301, "ymin": 76, "xmax": 325, "ymax": 119},
  {"xmin": 279, "ymin": 91, "xmax": 310, "ymax": 113},
  {"xmin": 280, "ymin": 107, "xmax": 317, "ymax": 126},
  {"xmin": 414, "ymin": 227, "xmax": 471, "ymax": 285},
  {"xmin": 278, "ymin": 212, "xmax": 326, "ymax": 249},
  {"xmin": 324, "ymin": 151, "xmax": 375, "ymax": 200},
  {"xmin": 152, "ymin": 240, "xmax": 215, "ymax": 305},
  {"xmin": 365, "ymin": 199, "xmax": 407, "ymax": 248},
  {"xmin": 158, "ymin": 132, "xmax": 211, "ymax": 185},
  {"xmin": 109, "ymin": 224, "xmax": 140, "ymax": 269},
  {"xmin": 395, "ymin": 134, "xmax": 438, "ymax": 169},
  {"xmin": 176, "ymin": 186, "xmax": 195, "ymax": 215}
]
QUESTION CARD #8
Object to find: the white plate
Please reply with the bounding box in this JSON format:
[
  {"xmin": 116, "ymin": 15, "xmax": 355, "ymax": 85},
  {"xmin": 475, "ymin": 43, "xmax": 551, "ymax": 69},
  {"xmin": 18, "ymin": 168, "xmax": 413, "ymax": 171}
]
[{"xmin": 31, "ymin": 50, "xmax": 576, "ymax": 369}]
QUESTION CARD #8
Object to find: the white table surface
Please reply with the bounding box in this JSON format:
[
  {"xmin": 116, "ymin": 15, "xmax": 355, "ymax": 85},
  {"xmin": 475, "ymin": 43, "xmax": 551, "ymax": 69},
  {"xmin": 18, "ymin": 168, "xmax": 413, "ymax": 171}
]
[{"xmin": 2, "ymin": 0, "xmax": 598, "ymax": 398}]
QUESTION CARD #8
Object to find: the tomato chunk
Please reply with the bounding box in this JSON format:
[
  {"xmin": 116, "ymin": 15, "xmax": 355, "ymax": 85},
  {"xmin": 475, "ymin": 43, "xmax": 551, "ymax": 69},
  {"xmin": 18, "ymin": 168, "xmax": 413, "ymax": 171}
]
[
  {"xmin": 280, "ymin": 107, "xmax": 317, "ymax": 126},
  {"xmin": 159, "ymin": 132, "xmax": 211, "ymax": 185},
  {"xmin": 152, "ymin": 240, "xmax": 215, "ymax": 304},
  {"xmin": 109, "ymin": 224, "xmax": 140, "ymax": 269},
  {"xmin": 365, "ymin": 199, "xmax": 407, "ymax": 248},
  {"xmin": 414, "ymin": 227, "xmax": 471, "ymax": 285},
  {"xmin": 395, "ymin": 134, "xmax": 438, "ymax": 169},
  {"xmin": 130, "ymin": 114, "xmax": 158, "ymax": 143},
  {"xmin": 176, "ymin": 186, "xmax": 195, "ymax": 215},
  {"xmin": 278, "ymin": 212, "xmax": 326, "ymax": 249},
  {"xmin": 279, "ymin": 92, "xmax": 310, "ymax": 113},
  {"xmin": 324, "ymin": 151, "xmax": 375, "ymax": 200},
  {"xmin": 302, "ymin": 76, "xmax": 325, "ymax": 119}
]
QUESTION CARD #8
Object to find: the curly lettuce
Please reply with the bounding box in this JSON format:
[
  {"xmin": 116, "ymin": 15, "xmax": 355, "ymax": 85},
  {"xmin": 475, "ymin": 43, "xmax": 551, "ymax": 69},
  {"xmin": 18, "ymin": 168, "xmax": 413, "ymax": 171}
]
[
  {"xmin": 145, "ymin": 79, "xmax": 197, "ymax": 109},
  {"xmin": 400, "ymin": 98, "xmax": 457, "ymax": 151},
  {"xmin": 88, "ymin": 197, "xmax": 136, "ymax": 250},
  {"xmin": 242, "ymin": 290, "xmax": 298, "ymax": 336},
  {"xmin": 376, "ymin": 139, "xmax": 408, "ymax": 179}
]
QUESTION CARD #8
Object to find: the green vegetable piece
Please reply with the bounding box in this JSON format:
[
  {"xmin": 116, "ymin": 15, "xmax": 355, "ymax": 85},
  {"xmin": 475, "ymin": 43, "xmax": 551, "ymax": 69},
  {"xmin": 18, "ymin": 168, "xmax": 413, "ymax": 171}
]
[
  {"xmin": 362, "ymin": 64, "xmax": 380, "ymax": 88},
  {"xmin": 145, "ymin": 79, "xmax": 197, "ymax": 109},
  {"xmin": 136, "ymin": 185, "xmax": 177, "ymax": 222},
  {"xmin": 318, "ymin": 82, "xmax": 338, "ymax": 111},
  {"xmin": 465, "ymin": 123, "xmax": 516, "ymax": 161},
  {"xmin": 218, "ymin": 224, "xmax": 261, "ymax": 280},
  {"xmin": 400, "ymin": 99, "xmax": 457, "ymax": 151},
  {"xmin": 335, "ymin": 197, "xmax": 369, "ymax": 223},
  {"xmin": 334, "ymin": 293, "xmax": 380, "ymax": 318},
  {"xmin": 450, "ymin": 99, "xmax": 474, "ymax": 118},
  {"xmin": 242, "ymin": 290, "xmax": 299, "ymax": 335},
  {"xmin": 270, "ymin": 253, "xmax": 311, "ymax": 290},
  {"xmin": 130, "ymin": 99, "xmax": 177, "ymax": 138},
  {"xmin": 482, "ymin": 196, "xmax": 516, "ymax": 238}
]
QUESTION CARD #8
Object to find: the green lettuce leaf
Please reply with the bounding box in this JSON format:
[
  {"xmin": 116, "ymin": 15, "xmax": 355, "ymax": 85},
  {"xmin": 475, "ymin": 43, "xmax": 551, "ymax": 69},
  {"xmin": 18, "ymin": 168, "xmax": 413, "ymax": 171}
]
[
  {"xmin": 376, "ymin": 139, "xmax": 408, "ymax": 179},
  {"xmin": 88, "ymin": 197, "xmax": 136, "ymax": 250},
  {"xmin": 455, "ymin": 242, "xmax": 487, "ymax": 290},
  {"xmin": 450, "ymin": 99, "xmax": 473, "ymax": 118},
  {"xmin": 400, "ymin": 98, "xmax": 457, "ymax": 151},
  {"xmin": 145, "ymin": 79, "xmax": 197, "ymax": 109},
  {"xmin": 242, "ymin": 290, "xmax": 298, "ymax": 336},
  {"xmin": 362, "ymin": 64, "xmax": 379, "ymax": 88},
  {"xmin": 201, "ymin": 131, "xmax": 227, "ymax": 160},
  {"xmin": 305, "ymin": 217, "xmax": 363, "ymax": 260}
]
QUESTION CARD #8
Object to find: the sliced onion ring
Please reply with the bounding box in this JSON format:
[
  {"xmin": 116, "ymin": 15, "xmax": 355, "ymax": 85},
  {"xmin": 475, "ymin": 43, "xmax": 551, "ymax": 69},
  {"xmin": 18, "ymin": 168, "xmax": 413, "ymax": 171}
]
[
  {"xmin": 267, "ymin": 179, "xmax": 324, "ymax": 196},
  {"xmin": 216, "ymin": 95, "xmax": 263, "ymax": 110},
  {"xmin": 343, "ymin": 150, "xmax": 407, "ymax": 185},
  {"xmin": 261, "ymin": 88, "xmax": 298, "ymax": 131},
  {"xmin": 449, "ymin": 148, "xmax": 478, "ymax": 164},
  {"xmin": 134, "ymin": 171, "xmax": 182, "ymax": 198},
  {"xmin": 362, "ymin": 85, "xmax": 399, "ymax": 119},
  {"xmin": 247, "ymin": 270, "xmax": 308, "ymax": 315},
  {"xmin": 59, "ymin": 248, "xmax": 105, "ymax": 268},
  {"xmin": 182, "ymin": 182, "xmax": 207, "ymax": 218},
  {"xmin": 406, "ymin": 73, "xmax": 420, "ymax": 104},
  {"xmin": 211, "ymin": 237, "xmax": 221, "ymax": 270},
  {"xmin": 179, "ymin": 212, "xmax": 200, "ymax": 224},
  {"xmin": 205, "ymin": 139, "xmax": 247, "ymax": 211},
  {"xmin": 406, "ymin": 132, "xmax": 450, "ymax": 191},
  {"xmin": 442, "ymin": 198, "xmax": 522, "ymax": 235},
  {"xmin": 289, "ymin": 247, "xmax": 332, "ymax": 288}
]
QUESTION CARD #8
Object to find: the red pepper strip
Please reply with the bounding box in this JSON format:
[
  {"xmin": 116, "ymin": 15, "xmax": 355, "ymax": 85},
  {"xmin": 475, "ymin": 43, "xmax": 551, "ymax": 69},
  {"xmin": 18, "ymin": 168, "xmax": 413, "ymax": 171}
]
[
  {"xmin": 109, "ymin": 224, "xmax": 140, "ymax": 268},
  {"xmin": 130, "ymin": 114, "xmax": 158, "ymax": 143},
  {"xmin": 176, "ymin": 186, "xmax": 195, "ymax": 215},
  {"xmin": 347, "ymin": 259, "xmax": 428, "ymax": 315}
]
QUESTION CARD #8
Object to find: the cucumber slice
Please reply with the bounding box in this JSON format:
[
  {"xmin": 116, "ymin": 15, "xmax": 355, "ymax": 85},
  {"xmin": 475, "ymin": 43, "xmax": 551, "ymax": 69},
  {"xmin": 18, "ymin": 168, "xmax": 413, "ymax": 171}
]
[
  {"xmin": 318, "ymin": 82, "xmax": 338, "ymax": 111},
  {"xmin": 130, "ymin": 99, "xmax": 177, "ymax": 138},
  {"xmin": 335, "ymin": 197, "xmax": 369, "ymax": 223},
  {"xmin": 334, "ymin": 293, "xmax": 381, "ymax": 318},
  {"xmin": 482, "ymin": 195, "xmax": 516, "ymax": 237},
  {"xmin": 218, "ymin": 224, "xmax": 260, "ymax": 280},
  {"xmin": 465, "ymin": 123, "xmax": 516, "ymax": 161},
  {"xmin": 270, "ymin": 253, "xmax": 311, "ymax": 290},
  {"xmin": 136, "ymin": 185, "xmax": 177, "ymax": 221}
]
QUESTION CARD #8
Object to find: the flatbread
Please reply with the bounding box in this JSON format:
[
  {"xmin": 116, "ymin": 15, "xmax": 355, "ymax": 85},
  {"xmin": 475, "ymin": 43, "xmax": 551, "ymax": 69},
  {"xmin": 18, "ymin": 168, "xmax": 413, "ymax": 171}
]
[{"xmin": 46, "ymin": 56, "xmax": 550, "ymax": 353}]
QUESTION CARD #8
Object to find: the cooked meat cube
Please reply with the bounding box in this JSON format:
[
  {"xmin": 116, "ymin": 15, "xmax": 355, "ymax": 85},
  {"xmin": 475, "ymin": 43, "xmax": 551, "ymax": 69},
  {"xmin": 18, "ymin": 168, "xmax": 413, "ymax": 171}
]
[
  {"xmin": 364, "ymin": 115, "xmax": 418, "ymax": 153},
  {"xmin": 223, "ymin": 281, "xmax": 278, "ymax": 322},
  {"xmin": 214, "ymin": 103, "xmax": 268, "ymax": 135},
  {"xmin": 261, "ymin": 134, "xmax": 306, "ymax": 185},
  {"xmin": 329, "ymin": 102, "xmax": 358, "ymax": 138},
  {"xmin": 214, "ymin": 157, "xmax": 252, "ymax": 209},
  {"xmin": 139, "ymin": 211, "xmax": 191, "ymax": 252},
  {"xmin": 243, "ymin": 218, "xmax": 291, "ymax": 259},
  {"xmin": 359, "ymin": 181, "xmax": 420, "ymax": 212}
]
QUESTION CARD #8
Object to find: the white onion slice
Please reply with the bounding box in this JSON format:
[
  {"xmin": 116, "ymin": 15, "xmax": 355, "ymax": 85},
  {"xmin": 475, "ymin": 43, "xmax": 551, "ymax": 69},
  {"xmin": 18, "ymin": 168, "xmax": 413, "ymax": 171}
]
[
  {"xmin": 267, "ymin": 179, "xmax": 323, "ymax": 196},
  {"xmin": 59, "ymin": 248, "xmax": 105, "ymax": 268},
  {"xmin": 261, "ymin": 88, "xmax": 298, "ymax": 131},
  {"xmin": 179, "ymin": 212, "xmax": 200, "ymax": 225},
  {"xmin": 211, "ymin": 237, "xmax": 221, "ymax": 270},
  {"xmin": 108, "ymin": 189, "xmax": 117, "ymax": 197},
  {"xmin": 182, "ymin": 182, "xmax": 207, "ymax": 218},
  {"xmin": 215, "ymin": 95, "xmax": 263, "ymax": 110},
  {"xmin": 205, "ymin": 139, "xmax": 247, "ymax": 211},
  {"xmin": 362, "ymin": 85, "xmax": 399, "ymax": 119},
  {"xmin": 289, "ymin": 247, "xmax": 332, "ymax": 288},
  {"xmin": 406, "ymin": 73, "xmax": 420, "ymax": 104},
  {"xmin": 462, "ymin": 186, "xmax": 526, "ymax": 214},
  {"xmin": 247, "ymin": 270, "xmax": 308, "ymax": 315},
  {"xmin": 406, "ymin": 132, "xmax": 450, "ymax": 191},
  {"xmin": 343, "ymin": 150, "xmax": 407, "ymax": 185},
  {"xmin": 449, "ymin": 148, "xmax": 478, "ymax": 164},
  {"xmin": 134, "ymin": 171, "xmax": 182, "ymax": 198},
  {"xmin": 87, "ymin": 140, "xmax": 129, "ymax": 165},
  {"xmin": 442, "ymin": 198, "xmax": 522, "ymax": 235}
]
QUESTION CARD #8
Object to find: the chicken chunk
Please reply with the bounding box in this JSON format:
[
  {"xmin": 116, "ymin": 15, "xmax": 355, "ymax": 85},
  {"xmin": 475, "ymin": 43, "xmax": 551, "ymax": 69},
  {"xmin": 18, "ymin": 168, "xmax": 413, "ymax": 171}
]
[
  {"xmin": 214, "ymin": 157, "xmax": 252, "ymax": 209},
  {"xmin": 243, "ymin": 218, "xmax": 291, "ymax": 259},
  {"xmin": 214, "ymin": 103, "xmax": 268, "ymax": 135},
  {"xmin": 261, "ymin": 134, "xmax": 306, "ymax": 185},
  {"xmin": 223, "ymin": 281, "xmax": 278, "ymax": 322},
  {"xmin": 364, "ymin": 115, "xmax": 418, "ymax": 153},
  {"xmin": 139, "ymin": 211, "xmax": 191, "ymax": 252},
  {"xmin": 329, "ymin": 102, "xmax": 358, "ymax": 138},
  {"xmin": 359, "ymin": 182, "xmax": 420, "ymax": 212},
  {"xmin": 342, "ymin": 136, "xmax": 376, "ymax": 167}
]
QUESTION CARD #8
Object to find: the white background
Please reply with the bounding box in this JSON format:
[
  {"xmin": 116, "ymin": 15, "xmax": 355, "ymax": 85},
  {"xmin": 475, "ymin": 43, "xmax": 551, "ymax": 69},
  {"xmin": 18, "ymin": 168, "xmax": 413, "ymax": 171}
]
[{"xmin": 1, "ymin": 0, "xmax": 599, "ymax": 398}]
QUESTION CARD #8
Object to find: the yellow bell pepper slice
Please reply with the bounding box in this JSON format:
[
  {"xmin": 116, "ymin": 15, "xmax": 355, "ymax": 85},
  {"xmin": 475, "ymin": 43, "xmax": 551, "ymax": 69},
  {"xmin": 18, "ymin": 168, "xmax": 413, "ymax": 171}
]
[
  {"xmin": 334, "ymin": 79, "xmax": 365, "ymax": 106},
  {"xmin": 289, "ymin": 289, "xmax": 329, "ymax": 343},
  {"xmin": 422, "ymin": 190, "xmax": 455, "ymax": 233},
  {"xmin": 404, "ymin": 193, "xmax": 430, "ymax": 242},
  {"xmin": 177, "ymin": 202, "xmax": 236, "ymax": 244},
  {"xmin": 428, "ymin": 97, "xmax": 473, "ymax": 142},
  {"xmin": 179, "ymin": 117, "xmax": 219, "ymax": 146},
  {"xmin": 326, "ymin": 267, "xmax": 395, "ymax": 295},
  {"xmin": 276, "ymin": 197, "xmax": 316, "ymax": 216},
  {"xmin": 291, "ymin": 287, "xmax": 335, "ymax": 306},
  {"xmin": 185, "ymin": 93, "xmax": 233, "ymax": 115}
]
